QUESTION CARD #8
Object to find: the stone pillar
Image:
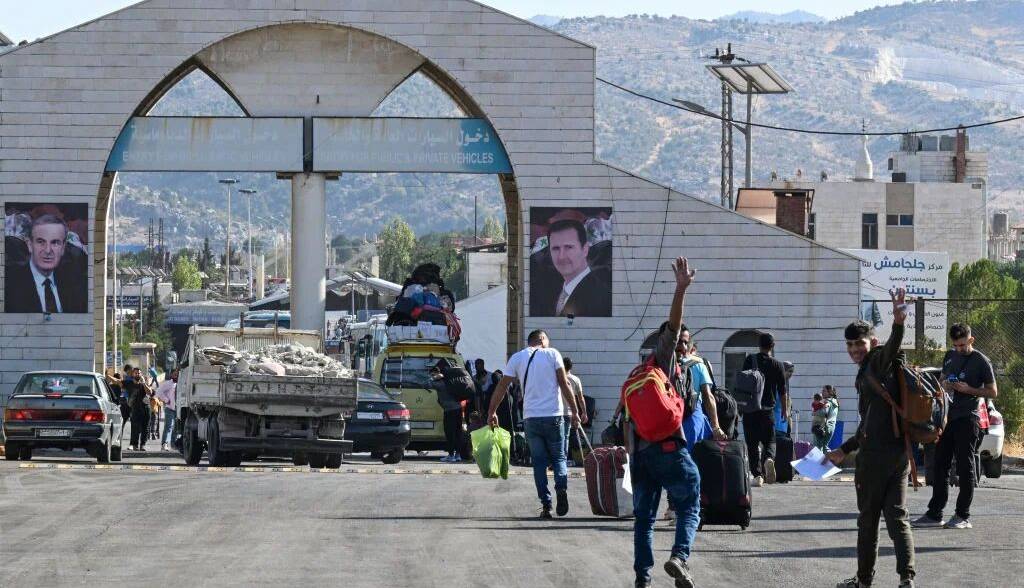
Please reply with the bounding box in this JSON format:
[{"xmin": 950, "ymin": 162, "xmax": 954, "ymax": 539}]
[{"xmin": 290, "ymin": 173, "xmax": 327, "ymax": 332}]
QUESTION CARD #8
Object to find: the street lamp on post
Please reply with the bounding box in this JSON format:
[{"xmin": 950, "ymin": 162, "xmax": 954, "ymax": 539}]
[
  {"xmin": 219, "ymin": 178, "xmax": 238, "ymax": 299},
  {"xmin": 239, "ymin": 188, "xmax": 258, "ymax": 299}
]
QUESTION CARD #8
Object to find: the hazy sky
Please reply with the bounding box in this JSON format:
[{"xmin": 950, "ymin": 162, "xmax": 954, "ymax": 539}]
[{"xmin": 3, "ymin": 0, "xmax": 903, "ymax": 43}]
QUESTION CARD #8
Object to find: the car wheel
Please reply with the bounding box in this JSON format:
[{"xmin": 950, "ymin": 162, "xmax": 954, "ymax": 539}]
[
  {"xmin": 226, "ymin": 452, "xmax": 243, "ymax": 468},
  {"xmin": 97, "ymin": 438, "xmax": 112, "ymax": 464},
  {"xmin": 325, "ymin": 453, "xmax": 343, "ymax": 469},
  {"xmin": 382, "ymin": 449, "xmax": 405, "ymax": 464},
  {"xmin": 292, "ymin": 452, "xmax": 309, "ymax": 467},
  {"xmin": 307, "ymin": 453, "xmax": 328, "ymax": 468},
  {"xmin": 4, "ymin": 443, "xmax": 20, "ymax": 461},
  {"xmin": 982, "ymin": 454, "xmax": 1002, "ymax": 479},
  {"xmin": 19, "ymin": 447, "xmax": 32, "ymax": 461},
  {"xmin": 182, "ymin": 414, "xmax": 203, "ymax": 466},
  {"xmin": 111, "ymin": 443, "xmax": 123, "ymax": 462}
]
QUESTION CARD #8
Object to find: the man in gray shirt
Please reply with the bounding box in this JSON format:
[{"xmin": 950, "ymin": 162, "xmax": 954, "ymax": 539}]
[{"xmin": 915, "ymin": 323, "xmax": 997, "ymax": 530}]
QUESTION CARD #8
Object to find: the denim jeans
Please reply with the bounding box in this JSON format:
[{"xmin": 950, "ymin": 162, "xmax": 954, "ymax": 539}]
[
  {"xmin": 632, "ymin": 443, "xmax": 701, "ymax": 583},
  {"xmin": 162, "ymin": 407, "xmax": 176, "ymax": 446},
  {"xmin": 524, "ymin": 416, "xmax": 568, "ymax": 506}
]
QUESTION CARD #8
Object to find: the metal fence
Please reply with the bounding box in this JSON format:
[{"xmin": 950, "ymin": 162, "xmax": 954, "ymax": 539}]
[{"xmin": 907, "ymin": 298, "xmax": 1024, "ymax": 439}]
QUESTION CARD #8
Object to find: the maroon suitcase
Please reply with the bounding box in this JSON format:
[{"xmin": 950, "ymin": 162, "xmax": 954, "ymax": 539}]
[{"xmin": 583, "ymin": 442, "xmax": 633, "ymax": 518}]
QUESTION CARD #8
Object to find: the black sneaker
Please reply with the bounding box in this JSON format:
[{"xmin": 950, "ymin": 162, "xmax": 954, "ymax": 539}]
[
  {"xmin": 556, "ymin": 490, "xmax": 569, "ymax": 517},
  {"xmin": 539, "ymin": 505, "xmax": 553, "ymax": 519},
  {"xmin": 664, "ymin": 556, "xmax": 694, "ymax": 588},
  {"xmin": 634, "ymin": 578, "xmax": 652, "ymax": 588}
]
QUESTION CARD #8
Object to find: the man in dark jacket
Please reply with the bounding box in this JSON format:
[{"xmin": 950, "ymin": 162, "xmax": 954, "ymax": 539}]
[
  {"xmin": 826, "ymin": 288, "xmax": 915, "ymax": 588},
  {"xmin": 741, "ymin": 333, "xmax": 789, "ymax": 486},
  {"xmin": 430, "ymin": 360, "xmax": 466, "ymax": 463}
]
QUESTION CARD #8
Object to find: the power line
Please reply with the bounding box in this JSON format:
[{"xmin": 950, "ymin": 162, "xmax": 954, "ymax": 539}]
[{"xmin": 596, "ymin": 77, "xmax": 1024, "ymax": 136}]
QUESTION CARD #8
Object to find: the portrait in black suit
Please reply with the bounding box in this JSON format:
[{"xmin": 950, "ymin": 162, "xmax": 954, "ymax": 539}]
[
  {"xmin": 4, "ymin": 204, "xmax": 89, "ymax": 314},
  {"xmin": 529, "ymin": 207, "xmax": 613, "ymax": 318}
]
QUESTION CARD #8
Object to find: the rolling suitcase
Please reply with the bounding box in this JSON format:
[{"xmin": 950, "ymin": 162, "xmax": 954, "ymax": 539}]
[
  {"xmin": 775, "ymin": 432, "xmax": 794, "ymax": 483},
  {"xmin": 692, "ymin": 439, "xmax": 751, "ymax": 530},
  {"xmin": 581, "ymin": 434, "xmax": 633, "ymax": 518}
]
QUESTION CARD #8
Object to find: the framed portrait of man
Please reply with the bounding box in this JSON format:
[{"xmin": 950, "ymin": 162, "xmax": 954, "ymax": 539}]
[
  {"xmin": 529, "ymin": 207, "xmax": 613, "ymax": 318},
  {"xmin": 4, "ymin": 203, "xmax": 89, "ymax": 314}
]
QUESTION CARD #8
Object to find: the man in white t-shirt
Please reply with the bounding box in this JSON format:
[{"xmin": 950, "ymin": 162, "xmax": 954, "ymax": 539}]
[{"xmin": 487, "ymin": 330, "xmax": 583, "ymax": 518}]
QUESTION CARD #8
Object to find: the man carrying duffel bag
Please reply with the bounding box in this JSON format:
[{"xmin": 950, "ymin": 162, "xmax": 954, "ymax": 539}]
[{"xmin": 622, "ymin": 257, "xmax": 701, "ymax": 588}]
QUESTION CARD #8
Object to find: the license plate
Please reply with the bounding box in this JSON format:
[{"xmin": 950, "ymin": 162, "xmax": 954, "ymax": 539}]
[
  {"xmin": 410, "ymin": 421, "xmax": 435, "ymax": 430},
  {"xmin": 356, "ymin": 412, "xmax": 385, "ymax": 421},
  {"xmin": 37, "ymin": 429, "xmax": 72, "ymax": 438}
]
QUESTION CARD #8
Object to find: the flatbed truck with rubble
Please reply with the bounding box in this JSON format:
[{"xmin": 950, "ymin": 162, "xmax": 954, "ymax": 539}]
[{"xmin": 175, "ymin": 325, "xmax": 357, "ymax": 468}]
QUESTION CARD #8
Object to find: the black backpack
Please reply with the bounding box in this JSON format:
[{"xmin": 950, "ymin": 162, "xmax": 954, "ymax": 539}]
[
  {"xmin": 703, "ymin": 357, "xmax": 740, "ymax": 439},
  {"xmin": 441, "ymin": 366, "xmax": 475, "ymax": 402}
]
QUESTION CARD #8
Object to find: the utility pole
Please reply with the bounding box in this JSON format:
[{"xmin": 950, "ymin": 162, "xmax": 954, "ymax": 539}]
[
  {"xmin": 240, "ymin": 188, "xmax": 258, "ymax": 299},
  {"xmin": 219, "ymin": 178, "xmax": 238, "ymax": 299},
  {"xmin": 157, "ymin": 218, "xmax": 165, "ymax": 271},
  {"xmin": 708, "ymin": 44, "xmax": 737, "ymax": 209}
]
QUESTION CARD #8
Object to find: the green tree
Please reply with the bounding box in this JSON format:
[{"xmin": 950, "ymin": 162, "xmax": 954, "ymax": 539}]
[
  {"xmin": 199, "ymin": 237, "xmax": 212, "ymax": 272},
  {"xmin": 171, "ymin": 255, "xmax": 203, "ymax": 292},
  {"xmin": 378, "ymin": 217, "xmax": 416, "ymax": 283},
  {"xmin": 481, "ymin": 216, "xmax": 505, "ymax": 241}
]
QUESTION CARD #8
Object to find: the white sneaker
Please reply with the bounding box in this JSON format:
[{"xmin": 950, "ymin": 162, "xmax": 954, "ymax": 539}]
[
  {"xmin": 160, "ymin": 444, "xmax": 169, "ymax": 452},
  {"xmin": 752, "ymin": 476, "xmax": 764, "ymax": 488},
  {"xmin": 944, "ymin": 515, "xmax": 972, "ymax": 529}
]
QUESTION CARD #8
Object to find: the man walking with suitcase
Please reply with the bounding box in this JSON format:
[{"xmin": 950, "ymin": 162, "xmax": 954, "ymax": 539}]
[
  {"xmin": 825, "ymin": 288, "xmax": 916, "ymax": 588},
  {"xmin": 488, "ymin": 330, "xmax": 582, "ymax": 518},
  {"xmin": 626, "ymin": 257, "xmax": 700, "ymax": 588}
]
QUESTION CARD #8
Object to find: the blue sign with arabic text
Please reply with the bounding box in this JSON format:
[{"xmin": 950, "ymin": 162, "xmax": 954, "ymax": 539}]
[{"xmin": 313, "ymin": 118, "xmax": 512, "ymax": 174}]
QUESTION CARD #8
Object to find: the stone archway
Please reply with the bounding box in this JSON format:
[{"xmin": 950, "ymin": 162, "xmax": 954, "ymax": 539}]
[{"xmin": 93, "ymin": 22, "xmax": 525, "ymax": 369}]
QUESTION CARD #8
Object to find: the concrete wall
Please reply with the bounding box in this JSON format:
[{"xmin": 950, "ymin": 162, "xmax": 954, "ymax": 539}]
[
  {"xmin": 466, "ymin": 251, "xmax": 506, "ymax": 297},
  {"xmin": 0, "ymin": 0, "xmax": 862, "ymax": 435}
]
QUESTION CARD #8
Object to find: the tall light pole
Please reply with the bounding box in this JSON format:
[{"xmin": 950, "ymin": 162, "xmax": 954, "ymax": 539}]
[
  {"xmin": 239, "ymin": 188, "xmax": 258, "ymax": 299},
  {"xmin": 219, "ymin": 178, "xmax": 238, "ymax": 298}
]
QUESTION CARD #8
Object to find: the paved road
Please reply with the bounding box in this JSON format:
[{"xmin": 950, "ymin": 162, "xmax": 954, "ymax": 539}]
[{"xmin": 1, "ymin": 453, "xmax": 1022, "ymax": 587}]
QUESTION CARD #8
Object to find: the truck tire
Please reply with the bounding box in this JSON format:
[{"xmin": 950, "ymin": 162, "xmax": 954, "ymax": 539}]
[
  {"xmin": 206, "ymin": 416, "xmax": 229, "ymax": 467},
  {"xmin": 307, "ymin": 453, "xmax": 328, "ymax": 468},
  {"xmin": 382, "ymin": 449, "xmax": 404, "ymax": 465},
  {"xmin": 292, "ymin": 453, "xmax": 309, "ymax": 467},
  {"xmin": 182, "ymin": 414, "xmax": 204, "ymax": 466},
  {"xmin": 325, "ymin": 453, "xmax": 343, "ymax": 469},
  {"xmin": 4, "ymin": 443, "xmax": 20, "ymax": 461},
  {"xmin": 19, "ymin": 447, "xmax": 32, "ymax": 461},
  {"xmin": 226, "ymin": 452, "xmax": 243, "ymax": 468}
]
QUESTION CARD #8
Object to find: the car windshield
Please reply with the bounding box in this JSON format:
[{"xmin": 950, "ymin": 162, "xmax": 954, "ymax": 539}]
[
  {"xmin": 358, "ymin": 380, "xmax": 399, "ymax": 402},
  {"xmin": 381, "ymin": 356, "xmax": 440, "ymax": 389},
  {"xmin": 15, "ymin": 374, "xmax": 97, "ymax": 396}
]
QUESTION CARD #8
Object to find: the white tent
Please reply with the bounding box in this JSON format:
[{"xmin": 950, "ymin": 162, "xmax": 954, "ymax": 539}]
[{"xmin": 456, "ymin": 285, "xmax": 508, "ymax": 372}]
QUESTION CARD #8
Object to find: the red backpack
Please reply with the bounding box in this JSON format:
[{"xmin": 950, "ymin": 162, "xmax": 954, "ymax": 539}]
[{"xmin": 621, "ymin": 356, "xmax": 684, "ymax": 442}]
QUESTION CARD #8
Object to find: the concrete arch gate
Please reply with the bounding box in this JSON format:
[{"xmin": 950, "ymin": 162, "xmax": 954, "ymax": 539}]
[{"xmin": 0, "ymin": 0, "xmax": 864, "ymax": 422}]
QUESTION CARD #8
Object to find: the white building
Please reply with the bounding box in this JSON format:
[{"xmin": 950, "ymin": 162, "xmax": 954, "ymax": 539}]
[{"xmin": 762, "ymin": 132, "xmax": 987, "ymax": 266}]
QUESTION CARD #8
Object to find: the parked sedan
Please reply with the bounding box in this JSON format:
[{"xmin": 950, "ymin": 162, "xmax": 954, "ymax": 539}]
[
  {"xmin": 3, "ymin": 371, "xmax": 125, "ymax": 463},
  {"xmin": 980, "ymin": 400, "xmax": 1005, "ymax": 479},
  {"xmin": 344, "ymin": 379, "xmax": 411, "ymax": 464}
]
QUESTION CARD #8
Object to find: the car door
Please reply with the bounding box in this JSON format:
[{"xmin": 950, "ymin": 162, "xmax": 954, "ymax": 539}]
[{"xmin": 96, "ymin": 376, "xmax": 124, "ymax": 445}]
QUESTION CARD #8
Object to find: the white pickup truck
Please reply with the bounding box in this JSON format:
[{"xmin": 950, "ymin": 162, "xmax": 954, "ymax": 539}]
[{"xmin": 176, "ymin": 326, "xmax": 357, "ymax": 468}]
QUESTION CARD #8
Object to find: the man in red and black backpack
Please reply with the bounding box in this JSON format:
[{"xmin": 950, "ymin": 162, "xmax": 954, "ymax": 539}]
[{"xmin": 626, "ymin": 257, "xmax": 700, "ymax": 588}]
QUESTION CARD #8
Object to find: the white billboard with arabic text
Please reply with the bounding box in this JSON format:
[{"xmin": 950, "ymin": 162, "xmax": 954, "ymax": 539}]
[{"xmin": 844, "ymin": 249, "xmax": 949, "ymax": 350}]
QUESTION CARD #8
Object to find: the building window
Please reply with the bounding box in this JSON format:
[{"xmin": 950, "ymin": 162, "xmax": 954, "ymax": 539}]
[
  {"xmin": 808, "ymin": 213, "xmax": 816, "ymax": 240},
  {"xmin": 862, "ymin": 213, "xmax": 878, "ymax": 249},
  {"xmin": 888, "ymin": 214, "xmax": 914, "ymax": 227},
  {"xmin": 888, "ymin": 158, "xmax": 894, "ymax": 171}
]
